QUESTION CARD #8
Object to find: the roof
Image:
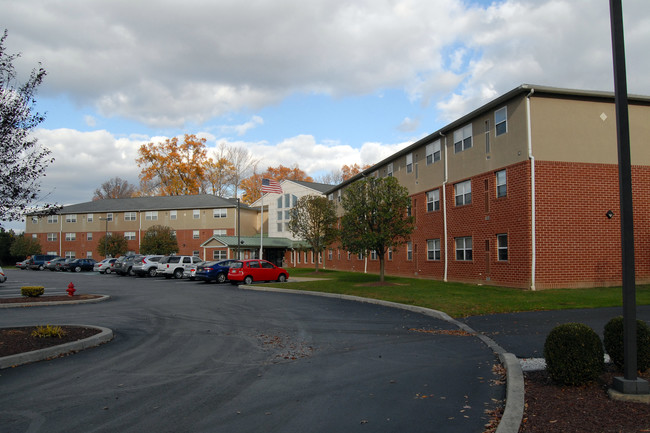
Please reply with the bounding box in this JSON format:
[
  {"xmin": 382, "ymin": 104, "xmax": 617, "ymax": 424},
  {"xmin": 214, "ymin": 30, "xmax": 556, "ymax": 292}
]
[
  {"xmin": 200, "ymin": 235, "xmax": 310, "ymax": 249},
  {"xmin": 286, "ymin": 180, "xmax": 334, "ymax": 193},
  {"xmin": 46, "ymin": 194, "xmax": 252, "ymax": 215},
  {"xmin": 325, "ymin": 83, "xmax": 650, "ymax": 194}
]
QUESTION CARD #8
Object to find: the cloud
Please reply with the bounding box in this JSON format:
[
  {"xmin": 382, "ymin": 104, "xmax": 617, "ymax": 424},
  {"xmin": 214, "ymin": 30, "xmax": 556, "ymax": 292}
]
[
  {"xmin": 398, "ymin": 117, "xmax": 420, "ymax": 132},
  {"xmin": 218, "ymin": 116, "xmax": 264, "ymax": 136}
]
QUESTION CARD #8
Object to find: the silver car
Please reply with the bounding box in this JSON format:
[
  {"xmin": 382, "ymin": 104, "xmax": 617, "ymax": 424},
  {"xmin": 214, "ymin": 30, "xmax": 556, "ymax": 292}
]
[{"xmin": 0, "ymin": 265, "xmax": 6, "ymax": 283}]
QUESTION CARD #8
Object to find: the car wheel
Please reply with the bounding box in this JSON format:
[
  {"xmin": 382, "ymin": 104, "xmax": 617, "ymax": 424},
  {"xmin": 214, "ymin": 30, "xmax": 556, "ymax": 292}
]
[
  {"xmin": 38, "ymin": 265, "xmax": 44, "ymax": 270},
  {"xmin": 216, "ymin": 273, "xmax": 227, "ymax": 284},
  {"xmin": 74, "ymin": 266, "xmax": 82, "ymax": 272},
  {"xmin": 277, "ymin": 274, "xmax": 287, "ymax": 283},
  {"xmin": 173, "ymin": 268, "xmax": 184, "ymax": 279},
  {"xmin": 244, "ymin": 275, "xmax": 253, "ymax": 285},
  {"xmin": 128, "ymin": 267, "xmax": 135, "ymax": 276},
  {"xmin": 105, "ymin": 268, "xmax": 111, "ymax": 274},
  {"xmin": 148, "ymin": 267, "xmax": 157, "ymax": 277}
]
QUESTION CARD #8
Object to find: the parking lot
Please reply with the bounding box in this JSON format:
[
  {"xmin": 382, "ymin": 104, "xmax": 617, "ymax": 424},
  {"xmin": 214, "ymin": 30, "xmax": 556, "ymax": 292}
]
[{"xmin": 1, "ymin": 268, "xmax": 504, "ymax": 433}]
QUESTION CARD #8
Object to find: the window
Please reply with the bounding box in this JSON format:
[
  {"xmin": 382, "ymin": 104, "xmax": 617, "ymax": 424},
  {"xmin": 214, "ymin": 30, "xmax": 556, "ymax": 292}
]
[
  {"xmin": 47, "ymin": 215, "xmax": 58, "ymax": 224},
  {"xmin": 277, "ymin": 223, "xmax": 283, "ymax": 232},
  {"xmin": 145, "ymin": 211, "xmax": 158, "ymax": 221},
  {"xmin": 192, "ymin": 251, "xmax": 200, "ymax": 257},
  {"xmin": 496, "ymin": 170, "xmax": 507, "ymax": 198},
  {"xmin": 170, "ymin": 210, "xmax": 177, "ymax": 220},
  {"xmin": 370, "ymin": 250, "xmax": 377, "ymax": 260},
  {"xmin": 87, "ymin": 233, "xmax": 92, "ymax": 241},
  {"xmin": 193, "ymin": 209, "xmax": 200, "ymax": 219},
  {"xmin": 31, "ymin": 216, "xmax": 38, "ymax": 224},
  {"xmin": 213, "ymin": 229, "xmax": 227, "ymax": 236},
  {"xmin": 106, "ymin": 213, "xmax": 113, "ymax": 222},
  {"xmin": 47, "ymin": 233, "xmax": 57, "ymax": 242},
  {"xmin": 65, "ymin": 251, "xmax": 76, "ymax": 259},
  {"xmin": 86, "ymin": 251, "xmax": 93, "ymax": 258},
  {"xmin": 193, "ymin": 230, "xmax": 200, "ymax": 239},
  {"xmin": 455, "ymin": 180, "xmax": 472, "ymax": 206},
  {"xmin": 426, "ymin": 140, "xmax": 441, "ymax": 164},
  {"xmin": 388, "ymin": 248, "xmax": 393, "ymax": 261},
  {"xmin": 125, "ymin": 232, "xmax": 136, "ymax": 240},
  {"xmin": 32, "ymin": 233, "xmax": 37, "ymax": 239},
  {"xmin": 455, "ymin": 237, "xmax": 473, "ymax": 261},
  {"xmin": 426, "ymin": 189, "xmax": 440, "ymax": 212},
  {"xmin": 284, "ymin": 194, "xmax": 290, "ymax": 208},
  {"xmin": 328, "ymin": 249, "xmax": 333, "ymax": 260},
  {"xmin": 497, "ymin": 234, "xmax": 508, "ymax": 261},
  {"xmin": 453, "ymin": 124, "xmax": 473, "ymax": 153},
  {"xmin": 357, "ymin": 252, "xmax": 363, "ymax": 260},
  {"xmin": 124, "ymin": 212, "xmax": 137, "ymax": 221},
  {"xmin": 65, "ymin": 214, "xmax": 77, "ymax": 223},
  {"xmin": 485, "ymin": 120, "xmax": 490, "ymax": 153},
  {"xmin": 407, "ymin": 242, "xmax": 413, "ymax": 260},
  {"xmin": 213, "ymin": 208, "xmax": 227, "ymax": 218},
  {"xmin": 427, "ymin": 239, "xmax": 441, "ymax": 260},
  {"xmin": 277, "ymin": 197, "xmax": 283, "ymax": 208},
  {"xmin": 387, "ymin": 162, "xmax": 393, "ymax": 177},
  {"xmin": 284, "ymin": 210, "xmax": 290, "ymax": 220},
  {"xmin": 495, "ymin": 106, "xmax": 507, "ymax": 136},
  {"xmin": 213, "ymin": 250, "xmax": 227, "ymax": 260},
  {"xmin": 65, "ymin": 233, "xmax": 76, "ymax": 241},
  {"xmin": 87, "ymin": 213, "xmax": 94, "ymax": 222},
  {"xmin": 337, "ymin": 190, "xmax": 342, "ymax": 202},
  {"xmin": 406, "ymin": 153, "xmax": 413, "ymax": 173}
]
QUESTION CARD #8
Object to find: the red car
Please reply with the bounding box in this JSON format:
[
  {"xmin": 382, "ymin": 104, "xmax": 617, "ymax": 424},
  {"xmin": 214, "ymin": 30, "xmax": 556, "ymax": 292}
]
[{"xmin": 228, "ymin": 259, "xmax": 289, "ymax": 285}]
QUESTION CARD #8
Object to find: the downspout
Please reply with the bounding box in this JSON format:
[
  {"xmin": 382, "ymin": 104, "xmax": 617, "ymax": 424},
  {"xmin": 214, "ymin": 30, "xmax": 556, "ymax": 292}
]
[
  {"xmin": 440, "ymin": 131, "xmax": 448, "ymax": 282},
  {"xmin": 526, "ymin": 89, "xmax": 537, "ymax": 291}
]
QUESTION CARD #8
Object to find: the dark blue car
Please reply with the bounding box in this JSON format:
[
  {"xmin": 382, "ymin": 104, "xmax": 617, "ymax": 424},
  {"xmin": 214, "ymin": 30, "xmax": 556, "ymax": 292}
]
[{"xmin": 195, "ymin": 259, "xmax": 238, "ymax": 283}]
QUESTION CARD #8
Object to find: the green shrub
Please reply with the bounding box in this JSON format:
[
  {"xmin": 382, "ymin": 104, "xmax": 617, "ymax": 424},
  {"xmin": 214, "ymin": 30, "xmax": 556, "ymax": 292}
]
[
  {"xmin": 603, "ymin": 316, "xmax": 650, "ymax": 372},
  {"xmin": 543, "ymin": 322, "xmax": 604, "ymax": 386},
  {"xmin": 21, "ymin": 286, "xmax": 45, "ymax": 297},
  {"xmin": 31, "ymin": 325, "xmax": 67, "ymax": 339}
]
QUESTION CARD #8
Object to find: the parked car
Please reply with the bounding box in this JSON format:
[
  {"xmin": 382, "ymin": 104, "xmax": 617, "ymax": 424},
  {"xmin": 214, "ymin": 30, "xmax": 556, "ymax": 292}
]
[
  {"xmin": 132, "ymin": 255, "xmax": 164, "ymax": 277},
  {"xmin": 61, "ymin": 258, "xmax": 97, "ymax": 272},
  {"xmin": 16, "ymin": 259, "xmax": 29, "ymax": 269},
  {"xmin": 45, "ymin": 257, "xmax": 67, "ymax": 271},
  {"xmin": 28, "ymin": 254, "xmax": 60, "ymax": 270},
  {"xmin": 157, "ymin": 255, "xmax": 203, "ymax": 279},
  {"xmin": 114, "ymin": 255, "xmax": 143, "ymax": 276},
  {"xmin": 55, "ymin": 258, "xmax": 75, "ymax": 272},
  {"xmin": 195, "ymin": 259, "xmax": 238, "ymax": 284},
  {"xmin": 228, "ymin": 259, "xmax": 289, "ymax": 285},
  {"xmin": 94, "ymin": 258, "xmax": 117, "ymax": 274},
  {"xmin": 0, "ymin": 265, "xmax": 6, "ymax": 283}
]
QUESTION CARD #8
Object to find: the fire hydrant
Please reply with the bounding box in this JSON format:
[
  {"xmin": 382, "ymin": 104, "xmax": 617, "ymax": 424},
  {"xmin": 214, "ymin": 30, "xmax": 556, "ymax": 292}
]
[{"xmin": 67, "ymin": 282, "xmax": 76, "ymax": 296}]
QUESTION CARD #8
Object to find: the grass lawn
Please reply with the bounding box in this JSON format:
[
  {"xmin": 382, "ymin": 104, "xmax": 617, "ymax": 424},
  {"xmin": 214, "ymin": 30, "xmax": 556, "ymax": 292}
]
[{"xmin": 284, "ymin": 268, "xmax": 650, "ymax": 318}]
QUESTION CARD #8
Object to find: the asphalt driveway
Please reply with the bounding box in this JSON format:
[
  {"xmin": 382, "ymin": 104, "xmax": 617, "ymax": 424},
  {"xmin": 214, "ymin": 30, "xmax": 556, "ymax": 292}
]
[{"xmin": 0, "ymin": 269, "xmax": 504, "ymax": 433}]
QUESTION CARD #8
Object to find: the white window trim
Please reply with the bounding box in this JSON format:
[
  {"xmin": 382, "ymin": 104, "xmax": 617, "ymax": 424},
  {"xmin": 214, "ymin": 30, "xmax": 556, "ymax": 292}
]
[
  {"xmin": 495, "ymin": 106, "xmax": 507, "ymax": 136},
  {"xmin": 455, "ymin": 180, "xmax": 472, "ymax": 206}
]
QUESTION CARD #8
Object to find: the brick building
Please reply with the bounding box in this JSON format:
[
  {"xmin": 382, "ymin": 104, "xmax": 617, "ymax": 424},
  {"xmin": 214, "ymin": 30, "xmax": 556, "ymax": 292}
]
[{"xmin": 301, "ymin": 84, "xmax": 650, "ymax": 289}]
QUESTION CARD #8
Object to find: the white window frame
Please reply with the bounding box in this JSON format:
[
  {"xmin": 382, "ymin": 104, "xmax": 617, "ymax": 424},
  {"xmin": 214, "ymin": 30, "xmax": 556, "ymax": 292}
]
[
  {"xmin": 407, "ymin": 242, "xmax": 413, "ymax": 261},
  {"xmin": 427, "ymin": 239, "xmax": 441, "ymax": 261},
  {"xmin": 87, "ymin": 213, "xmax": 94, "ymax": 222},
  {"xmin": 497, "ymin": 234, "xmax": 508, "ymax": 261},
  {"xmin": 87, "ymin": 232, "xmax": 93, "ymax": 241},
  {"xmin": 170, "ymin": 210, "xmax": 177, "ymax": 220},
  {"xmin": 192, "ymin": 230, "xmax": 200, "ymax": 239},
  {"xmin": 47, "ymin": 215, "xmax": 58, "ymax": 224},
  {"xmin": 495, "ymin": 106, "xmax": 507, "ymax": 136},
  {"xmin": 213, "ymin": 250, "xmax": 227, "ymax": 260},
  {"xmin": 426, "ymin": 140, "xmax": 441, "ymax": 165},
  {"xmin": 213, "ymin": 208, "xmax": 227, "ymax": 218},
  {"xmin": 213, "ymin": 229, "xmax": 227, "ymax": 236},
  {"xmin": 124, "ymin": 212, "xmax": 137, "ymax": 221},
  {"xmin": 496, "ymin": 170, "xmax": 507, "ymax": 198},
  {"xmin": 426, "ymin": 189, "xmax": 440, "ymax": 212},
  {"xmin": 65, "ymin": 232, "xmax": 76, "ymax": 241},
  {"xmin": 453, "ymin": 124, "xmax": 473, "ymax": 153},
  {"xmin": 106, "ymin": 213, "xmax": 113, "ymax": 222},
  {"xmin": 125, "ymin": 232, "xmax": 136, "ymax": 240},
  {"xmin": 193, "ymin": 209, "xmax": 200, "ymax": 219},
  {"xmin": 455, "ymin": 180, "xmax": 472, "ymax": 206},
  {"xmin": 47, "ymin": 233, "xmax": 57, "ymax": 242},
  {"xmin": 145, "ymin": 211, "xmax": 158, "ymax": 221},
  {"xmin": 387, "ymin": 162, "xmax": 393, "ymax": 177},
  {"xmin": 65, "ymin": 214, "xmax": 77, "ymax": 223},
  {"xmin": 455, "ymin": 237, "xmax": 473, "ymax": 261},
  {"xmin": 406, "ymin": 153, "xmax": 413, "ymax": 173}
]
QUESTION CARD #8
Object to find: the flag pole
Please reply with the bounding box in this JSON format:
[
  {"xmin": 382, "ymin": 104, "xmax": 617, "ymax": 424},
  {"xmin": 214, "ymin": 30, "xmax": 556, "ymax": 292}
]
[{"xmin": 260, "ymin": 191, "xmax": 264, "ymax": 260}]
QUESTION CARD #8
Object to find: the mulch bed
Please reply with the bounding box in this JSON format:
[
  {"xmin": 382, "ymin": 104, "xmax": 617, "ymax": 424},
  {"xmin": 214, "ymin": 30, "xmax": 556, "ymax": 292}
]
[
  {"xmin": 0, "ymin": 294, "xmax": 102, "ymax": 304},
  {"xmin": 0, "ymin": 326, "xmax": 102, "ymax": 357},
  {"xmin": 520, "ymin": 367, "xmax": 650, "ymax": 433}
]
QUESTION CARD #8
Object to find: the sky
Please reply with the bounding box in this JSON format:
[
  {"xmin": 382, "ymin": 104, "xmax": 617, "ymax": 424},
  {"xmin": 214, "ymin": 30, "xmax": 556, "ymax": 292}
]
[{"xmin": 2, "ymin": 0, "xmax": 649, "ymax": 232}]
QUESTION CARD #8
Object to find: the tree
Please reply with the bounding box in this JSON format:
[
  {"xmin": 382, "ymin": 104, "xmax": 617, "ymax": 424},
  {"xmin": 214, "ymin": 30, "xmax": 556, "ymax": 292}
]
[
  {"xmin": 0, "ymin": 228, "xmax": 17, "ymax": 264},
  {"xmin": 288, "ymin": 195, "xmax": 338, "ymax": 272},
  {"xmin": 140, "ymin": 225, "xmax": 178, "ymax": 255},
  {"xmin": 221, "ymin": 144, "xmax": 259, "ymax": 200},
  {"xmin": 340, "ymin": 176, "xmax": 414, "ymax": 282},
  {"xmin": 136, "ymin": 134, "xmax": 208, "ymax": 196},
  {"xmin": 341, "ymin": 163, "xmax": 372, "ymax": 181},
  {"xmin": 93, "ymin": 177, "xmax": 136, "ymax": 200},
  {"xmin": 241, "ymin": 165, "xmax": 313, "ymax": 204},
  {"xmin": 0, "ymin": 30, "xmax": 54, "ymax": 224},
  {"xmin": 203, "ymin": 156, "xmax": 237, "ymax": 197},
  {"xmin": 9, "ymin": 233, "xmax": 41, "ymax": 258},
  {"xmin": 97, "ymin": 234, "xmax": 128, "ymax": 258}
]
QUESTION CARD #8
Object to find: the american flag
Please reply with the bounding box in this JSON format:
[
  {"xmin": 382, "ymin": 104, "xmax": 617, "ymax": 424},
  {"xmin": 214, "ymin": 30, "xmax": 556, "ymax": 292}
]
[{"xmin": 261, "ymin": 178, "xmax": 283, "ymax": 194}]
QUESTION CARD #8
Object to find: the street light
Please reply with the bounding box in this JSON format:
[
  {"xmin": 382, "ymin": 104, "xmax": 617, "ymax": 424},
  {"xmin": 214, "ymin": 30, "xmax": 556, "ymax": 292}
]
[{"xmin": 99, "ymin": 217, "xmax": 110, "ymax": 259}]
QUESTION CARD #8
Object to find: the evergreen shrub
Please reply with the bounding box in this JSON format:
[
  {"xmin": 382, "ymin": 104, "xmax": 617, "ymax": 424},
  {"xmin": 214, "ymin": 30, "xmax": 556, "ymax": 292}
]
[
  {"xmin": 21, "ymin": 286, "xmax": 45, "ymax": 297},
  {"xmin": 603, "ymin": 316, "xmax": 650, "ymax": 372}
]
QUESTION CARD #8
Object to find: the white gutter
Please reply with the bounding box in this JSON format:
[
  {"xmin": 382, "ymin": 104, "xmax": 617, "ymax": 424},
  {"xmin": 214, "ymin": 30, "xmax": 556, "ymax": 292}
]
[
  {"xmin": 526, "ymin": 89, "xmax": 536, "ymax": 291},
  {"xmin": 441, "ymin": 132, "xmax": 448, "ymax": 282}
]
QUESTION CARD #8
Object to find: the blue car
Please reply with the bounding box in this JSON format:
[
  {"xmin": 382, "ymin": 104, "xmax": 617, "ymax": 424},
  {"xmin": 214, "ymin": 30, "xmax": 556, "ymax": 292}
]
[{"xmin": 195, "ymin": 259, "xmax": 238, "ymax": 284}]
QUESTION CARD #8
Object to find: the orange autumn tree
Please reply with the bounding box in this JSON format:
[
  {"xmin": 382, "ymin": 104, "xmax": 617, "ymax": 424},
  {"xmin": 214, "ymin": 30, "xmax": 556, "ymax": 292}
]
[
  {"xmin": 241, "ymin": 165, "xmax": 313, "ymax": 204},
  {"xmin": 341, "ymin": 163, "xmax": 372, "ymax": 181},
  {"xmin": 136, "ymin": 134, "xmax": 208, "ymax": 196}
]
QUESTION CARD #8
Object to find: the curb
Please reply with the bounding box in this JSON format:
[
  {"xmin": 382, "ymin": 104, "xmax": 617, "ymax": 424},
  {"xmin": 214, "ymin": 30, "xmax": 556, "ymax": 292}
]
[
  {"xmin": 0, "ymin": 325, "xmax": 114, "ymax": 369},
  {"xmin": 0, "ymin": 295, "xmax": 110, "ymax": 308},
  {"xmin": 240, "ymin": 284, "xmax": 524, "ymax": 433}
]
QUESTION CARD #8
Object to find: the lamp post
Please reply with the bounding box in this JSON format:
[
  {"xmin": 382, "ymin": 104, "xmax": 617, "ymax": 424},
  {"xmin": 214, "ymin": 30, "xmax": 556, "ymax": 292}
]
[{"xmin": 99, "ymin": 217, "xmax": 109, "ymax": 259}]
